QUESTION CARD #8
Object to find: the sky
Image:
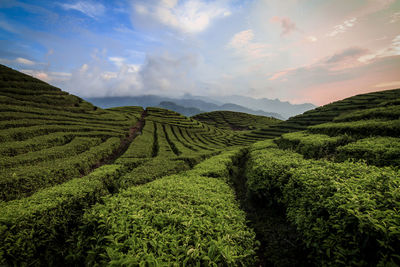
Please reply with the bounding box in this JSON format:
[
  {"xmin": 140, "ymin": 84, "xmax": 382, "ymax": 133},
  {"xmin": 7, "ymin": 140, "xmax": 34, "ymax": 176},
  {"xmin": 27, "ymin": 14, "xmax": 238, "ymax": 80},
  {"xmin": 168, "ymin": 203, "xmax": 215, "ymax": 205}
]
[{"xmin": 0, "ymin": 0, "xmax": 399, "ymax": 106}]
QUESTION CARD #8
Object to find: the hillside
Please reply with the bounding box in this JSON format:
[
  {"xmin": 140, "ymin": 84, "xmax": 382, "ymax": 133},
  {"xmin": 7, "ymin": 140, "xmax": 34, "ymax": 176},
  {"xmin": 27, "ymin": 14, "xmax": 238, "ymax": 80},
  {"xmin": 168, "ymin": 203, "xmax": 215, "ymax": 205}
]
[
  {"xmin": 192, "ymin": 110, "xmax": 281, "ymax": 130},
  {"xmin": 1, "ymin": 64, "xmax": 399, "ymax": 266},
  {"xmin": 248, "ymin": 88, "xmax": 400, "ymax": 139},
  {"xmin": 241, "ymin": 94, "xmax": 400, "ymax": 265},
  {"xmin": 157, "ymin": 101, "xmax": 204, "ymax": 116},
  {"xmin": 0, "ymin": 65, "xmax": 267, "ymax": 266}
]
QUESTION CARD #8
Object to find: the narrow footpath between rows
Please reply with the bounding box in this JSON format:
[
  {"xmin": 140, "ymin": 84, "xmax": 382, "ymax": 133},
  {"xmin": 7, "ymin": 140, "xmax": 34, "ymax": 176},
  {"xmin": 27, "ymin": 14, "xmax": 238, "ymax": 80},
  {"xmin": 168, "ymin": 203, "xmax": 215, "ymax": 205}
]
[
  {"xmin": 87, "ymin": 109, "xmax": 148, "ymax": 171},
  {"xmin": 230, "ymin": 149, "xmax": 312, "ymax": 267}
]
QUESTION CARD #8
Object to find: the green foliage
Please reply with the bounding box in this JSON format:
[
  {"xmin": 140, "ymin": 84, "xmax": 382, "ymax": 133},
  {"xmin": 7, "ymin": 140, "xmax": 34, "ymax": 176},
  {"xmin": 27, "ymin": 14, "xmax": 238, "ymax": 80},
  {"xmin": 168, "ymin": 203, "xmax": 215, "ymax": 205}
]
[
  {"xmin": 190, "ymin": 148, "xmax": 244, "ymax": 179},
  {"xmin": 0, "ymin": 132, "xmax": 74, "ymax": 156},
  {"xmin": 285, "ymin": 160, "xmax": 400, "ymax": 266},
  {"xmin": 193, "ymin": 110, "xmax": 280, "ymax": 131},
  {"xmin": 308, "ymin": 119, "xmax": 400, "ymax": 137},
  {"xmin": 245, "ymin": 147, "xmax": 304, "ymax": 205},
  {"xmin": 336, "ymin": 137, "xmax": 400, "ymax": 167},
  {"xmin": 73, "ymin": 150, "xmax": 257, "ymax": 266},
  {"xmin": 0, "ymin": 124, "xmax": 125, "ymax": 142},
  {"xmin": 248, "ymin": 139, "xmax": 278, "ymax": 151},
  {"xmin": 0, "ymin": 137, "xmax": 121, "ymax": 201},
  {"xmin": 0, "ymin": 165, "xmax": 125, "ymax": 266},
  {"xmin": 0, "ymin": 137, "xmax": 102, "ymax": 168},
  {"xmin": 276, "ymin": 131, "xmax": 351, "ymax": 158},
  {"xmin": 120, "ymin": 121, "xmax": 154, "ymax": 158},
  {"xmin": 118, "ymin": 158, "xmax": 190, "ymax": 188},
  {"xmin": 334, "ymin": 105, "xmax": 400, "ymax": 122},
  {"xmin": 246, "ymin": 143, "xmax": 400, "ymax": 265}
]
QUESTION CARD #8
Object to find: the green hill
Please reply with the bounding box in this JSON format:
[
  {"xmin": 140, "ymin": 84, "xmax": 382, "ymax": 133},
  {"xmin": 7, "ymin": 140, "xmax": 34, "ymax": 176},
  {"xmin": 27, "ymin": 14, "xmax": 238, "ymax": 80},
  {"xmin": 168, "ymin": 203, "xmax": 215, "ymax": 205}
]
[
  {"xmin": 1, "ymin": 64, "xmax": 399, "ymax": 266},
  {"xmin": 192, "ymin": 110, "xmax": 281, "ymax": 130},
  {"xmin": 240, "ymin": 89, "xmax": 400, "ymax": 265},
  {"xmin": 252, "ymin": 88, "xmax": 400, "ymax": 139},
  {"xmin": 0, "ymin": 65, "xmax": 265, "ymax": 266}
]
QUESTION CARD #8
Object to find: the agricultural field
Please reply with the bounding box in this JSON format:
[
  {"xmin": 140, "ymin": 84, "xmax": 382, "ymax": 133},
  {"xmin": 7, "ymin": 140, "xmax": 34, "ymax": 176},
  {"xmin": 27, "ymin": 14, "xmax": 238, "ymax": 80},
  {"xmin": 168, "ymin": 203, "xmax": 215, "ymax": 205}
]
[
  {"xmin": 193, "ymin": 110, "xmax": 280, "ymax": 130},
  {"xmin": 0, "ymin": 64, "xmax": 399, "ymax": 266}
]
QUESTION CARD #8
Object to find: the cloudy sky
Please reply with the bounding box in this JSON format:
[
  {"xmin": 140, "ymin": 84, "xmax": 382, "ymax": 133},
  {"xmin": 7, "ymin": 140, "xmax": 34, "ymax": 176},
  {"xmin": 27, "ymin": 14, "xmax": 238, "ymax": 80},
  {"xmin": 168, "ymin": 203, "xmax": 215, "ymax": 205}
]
[{"xmin": 1, "ymin": 0, "xmax": 399, "ymax": 105}]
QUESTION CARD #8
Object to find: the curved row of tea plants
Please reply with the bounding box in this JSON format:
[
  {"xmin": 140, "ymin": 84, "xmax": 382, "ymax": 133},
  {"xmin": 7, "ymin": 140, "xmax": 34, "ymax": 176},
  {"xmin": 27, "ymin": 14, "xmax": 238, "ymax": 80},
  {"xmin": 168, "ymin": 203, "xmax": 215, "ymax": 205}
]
[{"xmin": 244, "ymin": 140, "xmax": 400, "ymax": 266}]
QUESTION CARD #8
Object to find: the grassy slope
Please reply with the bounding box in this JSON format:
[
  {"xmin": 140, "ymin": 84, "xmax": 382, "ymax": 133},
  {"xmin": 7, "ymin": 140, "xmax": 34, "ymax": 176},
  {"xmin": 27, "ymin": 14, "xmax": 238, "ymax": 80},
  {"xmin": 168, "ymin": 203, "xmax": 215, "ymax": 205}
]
[
  {"xmin": 2, "ymin": 63, "xmax": 400, "ymax": 266},
  {"xmin": 192, "ymin": 110, "xmax": 281, "ymax": 130},
  {"xmin": 254, "ymin": 88, "xmax": 400, "ymax": 139},
  {"xmin": 0, "ymin": 65, "xmax": 262, "ymax": 265},
  {"xmin": 243, "ymin": 88, "xmax": 400, "ymax": 265}
]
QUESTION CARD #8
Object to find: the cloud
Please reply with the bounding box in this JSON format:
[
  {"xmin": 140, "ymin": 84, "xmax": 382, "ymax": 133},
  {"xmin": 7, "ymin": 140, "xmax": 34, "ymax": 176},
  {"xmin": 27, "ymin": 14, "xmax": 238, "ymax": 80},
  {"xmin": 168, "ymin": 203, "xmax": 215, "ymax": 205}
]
[
  {"xmin": 390, "ymin": 12, "xmax": 400, "ymax": 23},
  {"xmin": 15, "ymin": 57, "xmax": 35, "ymax": 65},
  {"xmin": 34, "ymin": 49, "xmax": 200, "ymax": 98},
  {"xmin": 375, "ymin": 81, "xmax": 400, "ymax": 88},
  {"xmin": 21, "ymin": 69, "xmax": 71, "ymax": 83},
  {"xmin": 270, "ymin": 16, "xmax": 299, "ymax": 36},
  {"xmin": 268, "ymin": 47, "xmax": 370, "ymax": 82},
  {"xmin": 358, "ymin": 34, "xmax": 400, "ymax": 63},
  {"xmin": 0, "ymin": 57, "xmax": 38, "ymax": 66},
  {"xmin": 326, "ymin": 18, "xmax": 357, "ymax": 37},
  {"xmin": 61, "ymin": 1, "xmax": 105, "ymax": 18},
  {"xmin": 131, "ymin": 0, "xmax": 231, "ymax": 34},
  {"xmin": 325, "ymin": 47, "xmax": 368, "ymax": 64},
  {"xmin": 139, "ymin": 52, "xmax": 198, "ymax": 93},
  {"xmin": 227, "ymin": 29, "xmax": 271, "ymax": 59},
  {"xmin": 268, "ymin": 69, "xmax": 292, "ymax": 81},
  {"xmin": 306, "ymin": 36, "xmax": 317, "ymax": 42},
  {"xmin": 108, "ymin": 57, "xmax": 125, "ymax": 68},
  {"xmin": 266, "ymin": 53, "xmax": 400, "ymax": 105}
]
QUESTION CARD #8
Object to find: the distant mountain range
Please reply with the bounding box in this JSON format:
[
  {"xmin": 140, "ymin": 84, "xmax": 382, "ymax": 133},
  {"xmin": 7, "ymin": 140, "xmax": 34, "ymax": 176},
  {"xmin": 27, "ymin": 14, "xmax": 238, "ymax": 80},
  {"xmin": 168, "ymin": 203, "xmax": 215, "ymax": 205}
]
[
  {"xmin": 157, "ymin": 101, "xmax": 203, "ymax": 117},
  {"xmin": 86, "ymin": 94, "xmax": 316, "ymax": 119}
]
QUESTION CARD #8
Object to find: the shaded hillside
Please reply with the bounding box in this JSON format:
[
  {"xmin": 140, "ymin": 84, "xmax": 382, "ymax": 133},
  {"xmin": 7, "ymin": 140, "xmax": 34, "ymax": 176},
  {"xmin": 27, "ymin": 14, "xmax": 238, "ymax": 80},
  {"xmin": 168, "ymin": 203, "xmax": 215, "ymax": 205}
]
[
  {"xmin": 193, "ymin": 110, "xmax": 281, "ymax": 130},
  {"xmin": 249, "ymin": 88, "xmax": 400, "ymax": 139},
  {"xmin": 157, "ymin": 101, "xmax": 204, "ymax": 116}
]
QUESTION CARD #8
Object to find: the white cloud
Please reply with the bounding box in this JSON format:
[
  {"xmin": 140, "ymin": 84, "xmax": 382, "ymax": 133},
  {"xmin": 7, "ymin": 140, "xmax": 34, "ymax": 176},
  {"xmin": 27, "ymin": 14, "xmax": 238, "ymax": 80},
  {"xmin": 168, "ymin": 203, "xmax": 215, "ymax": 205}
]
[
  {"xmin": 131, "ymin": 0, "xmax": 231, "ymax": 33},
  {"xmin": 61, "ymin": 1, "xmax": 105, "ymax": 18},
  {"xmin": 227, "ymin": 29, "xmax": 271, "ymax": 59},
  {"xmin": 307, "ymin": 36, "xmax": 318, "ymax": 42},
  {"xmin": 326, "ymin": 18, "xmax": 357, "ymax": 37},
  {"xmin": 375, "ymin": 81, "xmax": 400, "ymax": 88},
  {"xmin": 16, "ymin": 57, "xmax": 35, "ymax": 65},
  {"xmin": 358, "ymin": 35, "xmax": 400, "ymax": 63},
  {"xmin": 390, "ymin": 12, "xmax": 400, "ymax": 23},
  {"xmin": 0, "ymin": 57, "xmax": 38, "ymax": 66},
  {"xmin": 21, "ymin": 69, "xmax": 71, "ymax": 83},
  {"xmin": 108, "ymin": 57, "xmax": 125, "ymax": 68}
]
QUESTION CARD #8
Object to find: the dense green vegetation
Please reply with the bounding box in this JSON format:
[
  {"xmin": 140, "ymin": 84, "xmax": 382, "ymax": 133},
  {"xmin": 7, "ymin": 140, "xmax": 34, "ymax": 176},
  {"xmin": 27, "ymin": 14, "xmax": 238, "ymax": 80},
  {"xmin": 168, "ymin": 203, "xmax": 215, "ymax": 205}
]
[
  {"xmin": 1, "ymin": 64, "xmax": 399, "ymax": 266},
  {"xmin": 0, "ymin": 65, "xmax": 263, "ymax": 265},
  {"xmin": 193, "ymin": 110, "xmax": 280, "ymax": 130},
  {"xmin": 255, "ymin": 88, "xmax": 400, "ymax": 139}
]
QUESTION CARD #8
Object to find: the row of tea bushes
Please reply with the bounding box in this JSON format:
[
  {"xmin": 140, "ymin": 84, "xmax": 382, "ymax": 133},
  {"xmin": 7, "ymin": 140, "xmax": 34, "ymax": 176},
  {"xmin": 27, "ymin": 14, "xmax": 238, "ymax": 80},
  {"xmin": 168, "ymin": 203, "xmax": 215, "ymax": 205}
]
[
  {"xmin": 72, "ymin": 148, "xmax": 257, "ymax": 266},
  {"xmin": 245, "ymin": 141, "xmax": 400, "ymax": 266}
]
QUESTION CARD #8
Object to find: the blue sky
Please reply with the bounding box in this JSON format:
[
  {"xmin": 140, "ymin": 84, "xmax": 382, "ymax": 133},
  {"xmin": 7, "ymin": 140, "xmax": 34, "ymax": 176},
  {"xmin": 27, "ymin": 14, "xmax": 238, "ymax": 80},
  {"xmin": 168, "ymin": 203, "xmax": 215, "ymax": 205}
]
[{"xmin": 1, "ymin": 0, "xmax": 400, "ymax": 105}]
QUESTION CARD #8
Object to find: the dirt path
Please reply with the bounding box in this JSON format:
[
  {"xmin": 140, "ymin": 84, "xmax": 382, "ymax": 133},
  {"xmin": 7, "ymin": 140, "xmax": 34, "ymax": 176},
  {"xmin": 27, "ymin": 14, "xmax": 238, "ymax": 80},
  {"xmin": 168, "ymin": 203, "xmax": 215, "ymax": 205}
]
[{"xmin": 89, "ymin": 110, "xmax": 147, "ymax": 170}]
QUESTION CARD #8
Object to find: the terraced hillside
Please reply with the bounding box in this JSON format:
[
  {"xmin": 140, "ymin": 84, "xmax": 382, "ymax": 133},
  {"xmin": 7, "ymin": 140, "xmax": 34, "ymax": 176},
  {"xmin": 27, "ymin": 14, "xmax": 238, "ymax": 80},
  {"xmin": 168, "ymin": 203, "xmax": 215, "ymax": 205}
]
[
  {"xmin": 1, "ymin": 64, "xmax": 399, "ymax": 266},
  {"xmin": 0, "ymin": 65, "xmax": 266, "ymax": 266},
  {"xmin": 193, "ymin": 110, "xmax": 280, "ymax": 130},
  {"xmin": 240, "ymin": 95, "xmax": 400, "ymax": 265},
  {"xmin": 253, "ymin": 88, "xmax": 400, "ymax": 139}
]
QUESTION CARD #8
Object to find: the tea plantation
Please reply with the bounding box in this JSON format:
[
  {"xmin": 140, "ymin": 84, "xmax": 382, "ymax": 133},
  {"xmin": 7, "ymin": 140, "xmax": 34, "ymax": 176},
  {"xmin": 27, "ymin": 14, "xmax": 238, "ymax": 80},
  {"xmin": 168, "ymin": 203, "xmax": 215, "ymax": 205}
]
[{"xmin": 0, "ymin": 64, "xmax": 399, "ymax": 266}]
